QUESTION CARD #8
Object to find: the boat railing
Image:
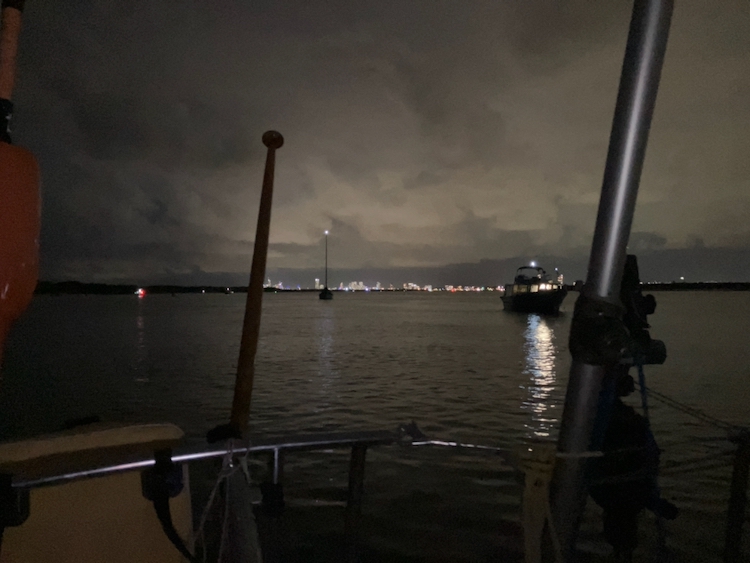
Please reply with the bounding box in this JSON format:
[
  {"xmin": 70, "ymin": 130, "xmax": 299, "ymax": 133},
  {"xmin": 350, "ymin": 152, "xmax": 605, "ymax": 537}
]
[
  {"xmin": 11, "ymin": 429, "xmax": 399, "ymax": 490},
  {"xmin": 4, "ymin": 424, "xmax": 521, "ymax": 562},
  {"xmin": 6, "ymin": 419, "xmax": 750, "ymax": 562}
]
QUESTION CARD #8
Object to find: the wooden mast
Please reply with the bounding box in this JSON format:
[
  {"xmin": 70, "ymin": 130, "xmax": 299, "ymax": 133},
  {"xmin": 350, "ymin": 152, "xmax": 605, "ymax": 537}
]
[{"xmin": 229, "ymin": 130, "xmax": 284, "ymax": 437}]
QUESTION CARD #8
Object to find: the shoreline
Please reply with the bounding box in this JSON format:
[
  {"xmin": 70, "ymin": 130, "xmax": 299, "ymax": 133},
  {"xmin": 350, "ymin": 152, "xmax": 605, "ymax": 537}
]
[{"xmin": 33, "ymin": 280, "xmax": 750, "ymax": 295}]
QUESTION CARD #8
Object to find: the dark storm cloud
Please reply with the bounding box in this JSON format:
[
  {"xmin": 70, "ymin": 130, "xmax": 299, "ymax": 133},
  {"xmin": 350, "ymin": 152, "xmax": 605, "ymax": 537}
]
[
  {"xmin": 8, "ymin": 1, "xmax": 750, "ymax": 284},
  {"xmin": 403, "ymin": 171, "xmax": 443, "ymax": 191},
  {"xmin": 67, "ymin": 93, "xmax": 256, "ymax": 168},
  {"xmin": 628, "ymin": 232, "xmax": 668, "ymax": 253}
]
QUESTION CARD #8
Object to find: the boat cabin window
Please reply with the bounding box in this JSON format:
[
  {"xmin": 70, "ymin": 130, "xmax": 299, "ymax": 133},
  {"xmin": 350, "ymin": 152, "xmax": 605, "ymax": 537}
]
[{"xmin": 530, "ymin": 285, "xmax": 539, "ymax": 293}]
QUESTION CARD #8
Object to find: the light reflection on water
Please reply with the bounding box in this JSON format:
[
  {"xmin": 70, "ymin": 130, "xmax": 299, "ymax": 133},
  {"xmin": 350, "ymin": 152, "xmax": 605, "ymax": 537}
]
[
  {"xmin": 134, "ymin": 301, "xmax": 149, "ymax": 383},
  {"xmin": 2, "ymin": 292, "xmax": 750, "ymax": 560},
  {"xmin": 520, "ymin": 314, "xmax": 558, "ymax": 440},
  {"xmin": 316, "ymin": 306, "xmax": 336, "ymax": 408},
  {"xmin": 317, "ymin": 306, "xmax": 335, "ymax": 378}
]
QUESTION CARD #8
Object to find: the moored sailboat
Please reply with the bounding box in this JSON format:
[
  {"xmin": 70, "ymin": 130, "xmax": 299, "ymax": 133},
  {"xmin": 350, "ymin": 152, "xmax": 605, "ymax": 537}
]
[{"xmin": 319, "ymin": 230, "xmax": 333, "ymax": 300}]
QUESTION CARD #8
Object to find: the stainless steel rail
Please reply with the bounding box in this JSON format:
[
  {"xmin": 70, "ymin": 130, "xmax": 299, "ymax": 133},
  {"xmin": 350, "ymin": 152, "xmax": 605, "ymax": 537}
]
[
  {"xmin": 11, "ymin": 429, "xmax": 397, "ymax": 489},
  {"xmin": 7, "ymin": 424, "xmax": 747, "ymax": 561}
]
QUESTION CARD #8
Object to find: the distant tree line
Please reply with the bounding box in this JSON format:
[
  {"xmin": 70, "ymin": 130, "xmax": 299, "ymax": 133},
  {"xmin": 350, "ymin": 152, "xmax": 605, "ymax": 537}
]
[
  {"xmin": 34, "ymin": 281, "xmax": 248, "ymax": 295},
  {"xmin": 33, "ymin": 280, "xmax": 750, "ymax": 295}
]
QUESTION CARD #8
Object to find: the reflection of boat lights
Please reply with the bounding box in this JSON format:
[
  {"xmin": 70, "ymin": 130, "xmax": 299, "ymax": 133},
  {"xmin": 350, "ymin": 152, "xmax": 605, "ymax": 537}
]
[
  {"xmin": 521, "ymin": 314, "xmax": 558, "ymax": 439},
  {"xmin": 135, "ymin": 288, "xmax": 146, "ymax": 298}
]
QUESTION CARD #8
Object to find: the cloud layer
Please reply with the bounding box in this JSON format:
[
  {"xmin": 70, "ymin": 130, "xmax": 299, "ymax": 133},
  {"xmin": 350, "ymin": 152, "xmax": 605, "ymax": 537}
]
[{"xmin": 10, "ymin": 1, "xmax": 750, "ymax": 284}]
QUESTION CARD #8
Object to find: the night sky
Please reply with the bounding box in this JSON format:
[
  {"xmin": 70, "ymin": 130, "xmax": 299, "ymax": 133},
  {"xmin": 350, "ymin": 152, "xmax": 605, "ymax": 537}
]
[{"xmin": 10, "ymin": 1, "xmax": 750, "ymax": 287}]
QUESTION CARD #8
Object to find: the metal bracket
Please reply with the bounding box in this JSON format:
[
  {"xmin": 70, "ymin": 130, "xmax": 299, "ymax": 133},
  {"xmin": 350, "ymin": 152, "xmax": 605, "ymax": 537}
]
[
  {"xmin": 141, "ymin": 449, "xmax": 184, "ymax": 500},
  {"xmin": 0, "ymin": 473, "xmax": 29, "ymax": 528},
  {"xmin": 568, "ymin": 293, "xmax": 630, "ymax": 365},
  {"xmin": 0, "ymin": 99, "xmax": 12, "ymax": 144}
]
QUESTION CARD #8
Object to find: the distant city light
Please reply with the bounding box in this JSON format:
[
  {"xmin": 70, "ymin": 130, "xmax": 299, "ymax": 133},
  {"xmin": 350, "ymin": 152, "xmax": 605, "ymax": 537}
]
[
  {"xmin": 135, "ymin": 288, "xmax": 146, "ymax": 298},
  {"xmin": 295, "ymin": 281, "xmax": 539, "ymax": 292}
]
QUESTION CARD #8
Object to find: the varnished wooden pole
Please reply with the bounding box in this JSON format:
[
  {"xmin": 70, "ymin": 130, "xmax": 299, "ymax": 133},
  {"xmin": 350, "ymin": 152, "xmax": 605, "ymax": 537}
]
[
  {"xmin": 0, "ymin": 0, "xmax": 24, "ymax": 101},
  {"xmin": 229, "ymin": 130, "xmax": 284, "ymax": 437}
]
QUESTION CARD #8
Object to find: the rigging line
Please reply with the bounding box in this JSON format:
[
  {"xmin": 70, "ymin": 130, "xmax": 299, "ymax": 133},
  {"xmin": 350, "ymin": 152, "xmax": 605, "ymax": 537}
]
[
  {"xmin": 589, "ymin": 457, "xmax": 729, "ymax": 483},
  {"xmin": 589, "ymin": 468, "xmax": 652, "ymax": 486},
  {"xmin": 659, "ymin": 437, "xmax": 731, "ymax": 448},
  {"xmin": 661, "ymin": 459, "xmax": 735, "ymax": 477},
  {"xmin": 641, "ymin": 385, "xmax": 740, "ymax": 431},
  {"xmin": 217, "ymin": 465, "xmax": 232, "ymax": 563},
  {"xmin": 644, "ymin": 386, "xmax": 730, "ymax": 428},
  {"xmin": 661, "ymin": 460, "xmax": 734, "ymax": 475},
  {"xmin": 660, "ymin": 449, "xmax": 735, "ymax": 470},
  {"xmin": 636, "ymin": 363, "xmax": 650, "ymax": 424},
  {"xmin": 634, "ymin": 362, "xmax": 665, "ymax": 541},
  {"xmin": 660, "ymin": 459, "xmax": 734, "ymax": 476},
  {"xmin": 192, "ymin": 450, "xmax": 240, "ymax": 562},
  {"xmin": 661, "ymin": 460, "xmax": 732, "ymax": 475}
]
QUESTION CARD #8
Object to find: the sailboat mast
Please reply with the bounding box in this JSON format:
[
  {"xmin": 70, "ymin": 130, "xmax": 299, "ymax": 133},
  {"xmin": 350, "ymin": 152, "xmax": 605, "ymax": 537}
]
[
  {"xmin": 550, "ymin": 0, "xmax": 673, "ymax": 558},
  {"xmin": 229, "ymin": 130, "xmax": 284, "ymax": 437},
  {"xmin": 324, "ymin": 230, "xmax": 328, "ymax": 288}
]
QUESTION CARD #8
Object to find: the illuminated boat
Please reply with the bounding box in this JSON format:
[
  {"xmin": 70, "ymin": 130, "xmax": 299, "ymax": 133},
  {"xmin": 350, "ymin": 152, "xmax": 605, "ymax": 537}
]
[{"xmin": 501, "ymin": 266, "xmax": 567, "ymax": 315}]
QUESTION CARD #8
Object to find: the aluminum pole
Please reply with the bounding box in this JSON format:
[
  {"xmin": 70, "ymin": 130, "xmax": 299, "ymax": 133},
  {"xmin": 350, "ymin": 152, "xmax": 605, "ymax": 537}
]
[
  {"xmin": 325, "ymin": 231, "xmax": 328, "ymax": 288},
  {"xmin": 550, "ymin": 0, "xmax": 673, "ymax": 558}
]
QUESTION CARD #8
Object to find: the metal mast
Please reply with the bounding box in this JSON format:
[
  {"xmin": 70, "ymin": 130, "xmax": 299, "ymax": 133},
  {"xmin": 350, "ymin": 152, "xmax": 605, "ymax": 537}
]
[
  {"xmin": 324, "ymin": 230, "xmax": 329, "ymax": 288},
  {"xmin": 550, "ymin": 0, "xmax": 673, "ymax": 558}
]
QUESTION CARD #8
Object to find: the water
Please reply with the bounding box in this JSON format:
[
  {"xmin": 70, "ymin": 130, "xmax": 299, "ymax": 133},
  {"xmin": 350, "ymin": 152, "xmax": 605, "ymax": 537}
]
[{"xmin": 1, "ymin": 291, "xmax": 748, "ymax": 560}]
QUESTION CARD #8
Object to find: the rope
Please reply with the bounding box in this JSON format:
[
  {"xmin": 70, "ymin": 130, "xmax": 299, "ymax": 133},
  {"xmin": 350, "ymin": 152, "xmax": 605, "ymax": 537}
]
[
  {"xmin": 217, "ymin": 461, "xmax": 231, "ymax": 563},
  {"xmin": 631, "ymin": 374, "xmax": 744, "ymax": 475},
  {"xmin": 642, "ymin": 384, "xmax": 741, "ymax": 432},
  {"xmin": 660, "ymin": 436, "xmax": 729, "ymax": 448},
  {"xmin": 661, "ymin": 449, "xmax": 734, "ymax": 469},
  {"xmin": 636, "ymin": 363, "xmax": 651, "ymax": 424},
  {"xmin": 660, "ymin": 450, "xmax": 735, "ymax": 475},
  {"xmin": 630, "ymin": 364, "xmax": 668, "ymax": 555},
  {"xmin": 190, "ymin": 441, "xmax": 251, "ymax": 563},
  {"xmin": 660, "ymin": 458, "xmax": 734, "ymax": 476}
]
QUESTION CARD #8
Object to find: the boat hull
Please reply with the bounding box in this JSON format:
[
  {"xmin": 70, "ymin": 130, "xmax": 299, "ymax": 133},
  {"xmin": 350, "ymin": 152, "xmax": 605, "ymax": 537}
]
[
  {"xmin": 319, "ymin": 288, "xmax": 333, "ymax": 300},
  {"xmin": 501, "ymin": 289, "xmax": 567, "ymax": 315}
]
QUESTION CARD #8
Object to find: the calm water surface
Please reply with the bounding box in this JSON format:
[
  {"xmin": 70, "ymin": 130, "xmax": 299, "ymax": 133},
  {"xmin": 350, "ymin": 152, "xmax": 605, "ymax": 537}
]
[{"xmin": 1, "ymin": 291, "xmax": 748, "ymax": 561}]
